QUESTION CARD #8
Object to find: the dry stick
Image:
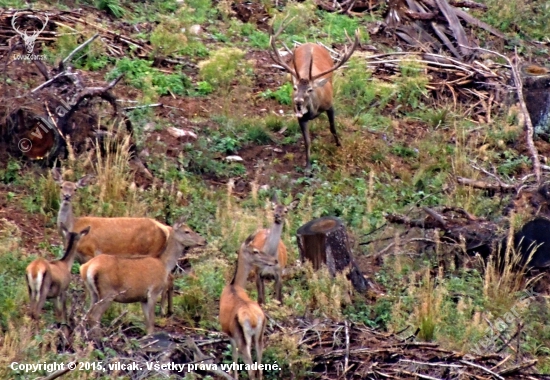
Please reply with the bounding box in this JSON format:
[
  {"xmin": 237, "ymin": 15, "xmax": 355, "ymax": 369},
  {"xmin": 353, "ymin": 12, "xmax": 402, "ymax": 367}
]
[
  {"xmin": 399, "ymin": 359, "xmax": 463, "ymax": 368},
  {"xmin": 38, "ymin": 366, "xmax": 73, "ymax": 380},
  {"xmin": 124, "ymin": 103, "xmax": 162, "ymax": 111},
  {"xmin": 456, "ymin": 177, "xmax": 517, "ymax": 192},
  {"xmin": 461, "ymin": 45, "xmax": 541, "ymax": 184},
  {"xmin": 497, "ymin": 359, "xmax": 537, "ymax": 376},
  {"xmin": 342, "ymin": 320, "xmax": 350, "ymax": 377},
  {"xmin": 61, "ymin": 33, "xmax": 99, "ymax": 69},
  {"xmin": 399, "ymin": 370, "xmax": 443, "ymax": 380},
  {"xmin": 30, "ymin": 70, "xmax": 73, "ymax": 93},
  {"xmin": 460, "ymin": 360, "xmax": 505, "ymax": 380}
]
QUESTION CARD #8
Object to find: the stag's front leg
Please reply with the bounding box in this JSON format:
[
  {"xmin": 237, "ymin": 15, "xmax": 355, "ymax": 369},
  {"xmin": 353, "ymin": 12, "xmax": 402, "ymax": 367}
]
[
  {"xmin": 299, "ymin": 118, "xmax": 312, "ymax": 170},
  {"xmin": 256, "ymin": 273, "xmax": 265, "ymax": 305},
  {"xmin": 326, "ymin": 107, "xmax": 341, "ymax": 147}
]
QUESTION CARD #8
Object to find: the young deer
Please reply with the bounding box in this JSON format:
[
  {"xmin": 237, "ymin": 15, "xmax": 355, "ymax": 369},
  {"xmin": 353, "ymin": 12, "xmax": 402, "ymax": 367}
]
[
  {"xmin": 250, "ymin": 194, "xmax": 288, "ymax": 304},
  {"xmin": 219, "ymin": 234, "xmax": 278, "ymax": 380},
  {"xmin": 269, "ymin": 16, "xmax": 359, "ymax": 170},
  {"xmin": 79, "ymin": 222, "xmax": 206, "ymax": 336},
  {"xmin": 51, "ymin": 168, "xmax": 93, "ymax": 241},
  {"xmin": 26, "ymin": 223, "xmax": 91, "ymax": 322}
]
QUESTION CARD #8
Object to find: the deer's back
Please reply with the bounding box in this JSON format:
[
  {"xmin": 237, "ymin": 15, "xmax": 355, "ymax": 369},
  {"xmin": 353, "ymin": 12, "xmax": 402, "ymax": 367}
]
[
  {"xmin": 82, "ymin": 254, "xmax": 167, "ymax": 302},
  {"xmin": 73, "ymin": 217, "xmax": 170, "ymax": 262}
]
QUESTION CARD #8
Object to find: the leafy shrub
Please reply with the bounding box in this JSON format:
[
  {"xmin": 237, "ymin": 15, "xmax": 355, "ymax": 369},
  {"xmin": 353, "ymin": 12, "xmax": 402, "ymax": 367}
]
[
  {"xmin": 150, "ymin": 19, "xmax": 188, "ymax": 57},
  {"xmin": 198, "ymin": 47, "xmax": 251, "ymax": 92},
  {"xmin": 261, "ymin": 83, "xmax": 293, "ymax": 105}
]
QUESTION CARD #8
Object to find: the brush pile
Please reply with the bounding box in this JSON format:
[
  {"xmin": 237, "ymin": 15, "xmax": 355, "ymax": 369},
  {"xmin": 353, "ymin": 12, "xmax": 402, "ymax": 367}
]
[
  {"xmin": 72, "ymin": 316, "xmax": 543, "ymax": 379},
  {"xmin": 0, "ymin": 10, "xmax": 136, "ymax": 163},
  {"xmin": 305, "ymin": 320, "xmax": 540, "ymax": 379}
]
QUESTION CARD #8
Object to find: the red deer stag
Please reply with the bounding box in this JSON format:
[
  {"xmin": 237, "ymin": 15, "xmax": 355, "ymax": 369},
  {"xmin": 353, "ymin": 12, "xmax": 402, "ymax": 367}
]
[{"xmin": 269, "ymin": 16, "xmax": 360, "ymax": 170}]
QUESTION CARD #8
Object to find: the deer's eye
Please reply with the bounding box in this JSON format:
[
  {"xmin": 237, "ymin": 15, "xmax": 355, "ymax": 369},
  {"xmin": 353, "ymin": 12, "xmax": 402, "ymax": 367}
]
[{"xmin": 307, "ymin": 88, "xmax": 313, "ymax": 93}]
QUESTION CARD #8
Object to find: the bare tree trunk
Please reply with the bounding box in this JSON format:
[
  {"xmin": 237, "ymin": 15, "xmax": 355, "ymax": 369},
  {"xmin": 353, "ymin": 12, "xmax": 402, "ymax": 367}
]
[{"xmin": 296, "ymin": 216, "xmax": 370, "ymax": 292}]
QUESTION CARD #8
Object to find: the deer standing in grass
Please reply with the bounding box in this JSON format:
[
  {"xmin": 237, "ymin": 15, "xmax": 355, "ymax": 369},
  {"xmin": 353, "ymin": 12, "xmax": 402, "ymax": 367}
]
[
  {"xmin": 52, "ymin": 168, "xmax": 178, "ymax": 315},
  {"xmin": 51, "ymin": 167, "xmax": 93, "ymax": 242},
  {"xmin": 269, "ymin": 16, "xmax": 360, "ymax": 170},
  {"xmin": 79, "ymin": 221, "xmax": 205, "ymax": 336},
  {"xmin": 26, "ymin": 223, "xmax": 91, "ymax": 322},
  {"xmin": 250, "ymin": 194, "xmax": 288, "ymax": 305},
  {"xmin": 219, "ymin": 234, "xmax": 278, "ymax": 380}
]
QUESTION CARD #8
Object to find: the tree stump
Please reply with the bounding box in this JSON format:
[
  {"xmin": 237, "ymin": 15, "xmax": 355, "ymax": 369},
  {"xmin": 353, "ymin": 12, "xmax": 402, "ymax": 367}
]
[
  {"xmin": 296, "ymin": 216, "xmax": 370, "ymax": 292},
  {"xmin": 521, "ymin": 64, "xmax": 550, "ymax": 137},
  {"xmin": 508, "ymin": 217, "xmax": 550, "ymax": 269}
]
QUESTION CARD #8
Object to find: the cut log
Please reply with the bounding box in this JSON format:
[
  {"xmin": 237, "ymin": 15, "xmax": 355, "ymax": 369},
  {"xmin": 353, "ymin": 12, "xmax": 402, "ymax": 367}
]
[
  {"xmin": 520, "ymin": 64, "xmax": 550, "ymax": 137},
  {"xmin": 296, "ymin": 216, "xmax": 370, "ymax": 292}
]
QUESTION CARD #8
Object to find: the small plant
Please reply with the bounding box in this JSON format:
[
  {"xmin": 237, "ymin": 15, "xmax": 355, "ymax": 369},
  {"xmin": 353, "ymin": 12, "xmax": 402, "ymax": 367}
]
[
  {"xmin": 245, "ymin": 125, "xmax": 273, "ymax": 145},
  {"xmin": 95, "ymin": 0, "xmax": 125, "ymax": 18},
  {"xmin": 196, "ymin": 81, "xmax": 214, "ymax": 96},
  {"xmin": 0, "ymin": 160, "xmax": 21, "ymax": 184},
  {"xmin": 396, "ymin": 60, "xmax": 429, "ymax": 109},
  {"xmin": 261, "ymin": 83, "xmax": 293, "ymax": 105},
  {"xmin": 106, "ymin": 58, "xmax": 191, "ymax": 97}
]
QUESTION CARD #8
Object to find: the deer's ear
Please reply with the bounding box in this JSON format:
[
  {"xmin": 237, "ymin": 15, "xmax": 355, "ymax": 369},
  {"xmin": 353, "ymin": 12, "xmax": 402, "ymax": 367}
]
[
  {"xmin": 288, "ymin": 200, "xmax": 299, "ymax": 210},
  {"xmin": 51, "ymin": 168, "xmax": 63, "ymax": 184},
  {"xmin": 313, "ymin": 77, "xmax": 328, "ymax": 88},
  {"xmin": 76, "ymin": 174, "xmax": 93, "ymax": 189}
]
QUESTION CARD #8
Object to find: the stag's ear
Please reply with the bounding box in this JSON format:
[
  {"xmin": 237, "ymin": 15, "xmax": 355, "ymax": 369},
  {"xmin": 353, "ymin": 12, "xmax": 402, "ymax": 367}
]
[
  {"xmin": 51, "ymin": 168, "xmax": 63, "ymax": 184},
  {"xmin": 313, "ymin": 77, "xmax": 329, "ymax": 88}
]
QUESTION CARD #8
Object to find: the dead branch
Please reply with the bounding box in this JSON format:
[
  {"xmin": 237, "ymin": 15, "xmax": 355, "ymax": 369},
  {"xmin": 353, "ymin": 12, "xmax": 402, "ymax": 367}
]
[
  {"xmin": 39, "ymin": 365, "xmax": 74, "ymax": 380},
  {"xmin": 456, "ymin": 177, "xmax": 517, "ymax": 193}
]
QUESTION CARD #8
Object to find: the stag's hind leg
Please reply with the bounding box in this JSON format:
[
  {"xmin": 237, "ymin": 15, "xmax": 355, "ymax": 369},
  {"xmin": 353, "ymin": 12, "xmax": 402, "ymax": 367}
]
[{"xmin": 326, "ymin": 107, "xmax": 341, "ymax": 147}]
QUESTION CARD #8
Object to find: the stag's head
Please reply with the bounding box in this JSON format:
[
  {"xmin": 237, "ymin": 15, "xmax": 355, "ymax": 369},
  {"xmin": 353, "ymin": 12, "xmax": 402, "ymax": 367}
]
[{"xmin": 12, "ymin": 12, "xmax": 49, "ymax": 54}]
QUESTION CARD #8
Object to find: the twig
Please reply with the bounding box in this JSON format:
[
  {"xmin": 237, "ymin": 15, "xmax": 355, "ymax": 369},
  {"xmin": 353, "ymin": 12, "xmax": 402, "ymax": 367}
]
[
  {"xmin": 124, "ymin": 103, "xmax": 162, "ymax": 111},
  {"xmin": 398, "ymin": 370, "xmax": 443, "ymax": 380},
  {"xmin": 399, "ymin": 359, "xmax": 464, "ymax": 368},
  {"xmin": 343, "ymin": 320, "xmax": 350, "ymax": 377},
  {"xmin": 456, "ymin": 177, "xmax": 517, "ymax": 193},
  {"xmin": 60, "ymin": 33, "xmax": 99, "ymax": 70},
  {"xmin": 39, "ymin": 364, "xmax": 74, "ymax": 380},
  {"xmin": 460, "ymin": 360, "xmax": 505, "ymax": 380}
]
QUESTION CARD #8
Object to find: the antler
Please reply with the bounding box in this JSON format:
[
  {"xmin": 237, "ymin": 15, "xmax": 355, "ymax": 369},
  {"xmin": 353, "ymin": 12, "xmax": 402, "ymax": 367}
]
[
  {"xmin": 34, "ymin": 13, "xmax": 49, "ymax": 36},
  {"xmin": 11, "ymin": 13, "xmax": 24, "ymax": 36},
  {"xmin": 269, "ymin": 15, "xmax": 299, "ymax": 79},
  {"xmin": 11, "ymin": 12, "xmax": 49, "ymax": 36},
  {"xmin": 310, "ymin": 29, "xmax": 361, "ymax": 81}
]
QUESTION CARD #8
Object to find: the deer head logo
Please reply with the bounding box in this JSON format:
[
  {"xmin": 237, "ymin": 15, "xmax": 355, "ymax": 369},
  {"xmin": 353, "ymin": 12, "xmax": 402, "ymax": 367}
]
[{"xmin": 12, "ymin": 12, "xmax": 49, "ymax": 55}]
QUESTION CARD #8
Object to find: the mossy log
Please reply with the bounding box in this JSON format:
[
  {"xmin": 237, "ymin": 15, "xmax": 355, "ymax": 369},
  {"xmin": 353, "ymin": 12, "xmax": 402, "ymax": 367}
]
[{"xmin": 296, "ymin": 216, "xmax": 369, "ymax": 292}]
